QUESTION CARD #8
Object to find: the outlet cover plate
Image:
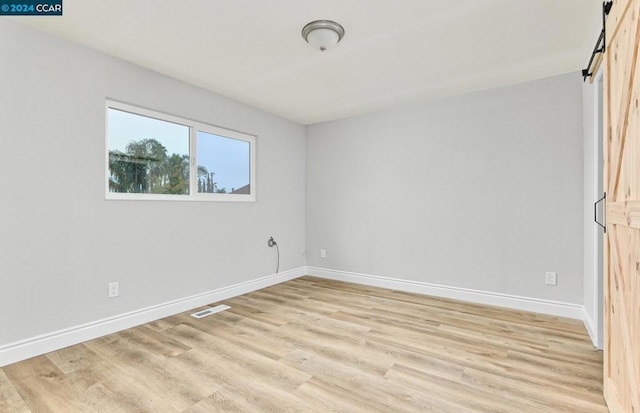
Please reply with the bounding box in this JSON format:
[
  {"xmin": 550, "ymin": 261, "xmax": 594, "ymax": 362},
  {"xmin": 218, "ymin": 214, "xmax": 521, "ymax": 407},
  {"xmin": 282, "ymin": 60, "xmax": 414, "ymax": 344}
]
[
  {"xmin": 545, "ymin": 272, "xmax": 557, "ymax": 286},
  {"xmin": 108, "ymin": 281, "xmax": 119, "ymax": 298}
]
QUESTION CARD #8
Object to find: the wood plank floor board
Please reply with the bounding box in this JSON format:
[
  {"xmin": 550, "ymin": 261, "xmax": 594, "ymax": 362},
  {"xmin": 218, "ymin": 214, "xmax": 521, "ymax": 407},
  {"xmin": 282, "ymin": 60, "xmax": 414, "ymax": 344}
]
[
  {"xmin": 82, "ymin": 336, "xmax": 202, "ymax": 412},
  {"xmin": 45, "ymin": 342, "xmax": 102, "ymax": 375},
  {"xmin": 172, "ymin": 348, "xmax": 327, "ymax": 413},
  {"xmin": 0, "ymin": 276, "xmax": 607, "ymax": 412},
  {"xmin": 366, "ymin": 331, "xmax": 602, "ymax": 399},
  {"xmin": 169, "ymin": 324, "xmax": 313, "ymax": 391},
  {"xmin": 116, "ymin": 324, "xmax": 192, "ymax": 358},
  {"xmin": 294, "ymin": 378, "xmax": 392, "ymax": 413},
  {"xmin": 280, "ymin": 347, "xmax": 457, "ymax": 413},
  {"xmin": 181, "ymin": 317, "xmax": 293, "ymax": 361},
  {"xmin": 384, "ymin": 363, "xmax": 531, "ymax": 413},
  {"xmin": 2, "ymin": 356, "xmax": 102, "ymax": 413},
  {"xmin": 460, "ymin": 366, "xmax": 608, "ymax": 413},
  {"xmin": 0, "ymin": 369, "xmax": 31, "ymax": 413},
  {"xmin": 181, "ymin": 391, "xmax": 249, "ymax": 413},
  {"xmin": 295, "ymin": 376, "xmax": 395, "ymax": 413},
  {"xmin": 202, "ymin": 308, "xmax": 393, "ymax": 380}
]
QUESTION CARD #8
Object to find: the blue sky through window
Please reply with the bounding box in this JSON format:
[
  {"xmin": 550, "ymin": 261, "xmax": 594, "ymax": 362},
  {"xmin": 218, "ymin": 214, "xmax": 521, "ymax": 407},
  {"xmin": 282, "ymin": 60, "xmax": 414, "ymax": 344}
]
[
  {"xmin": 108, "ymin": 109, "xmax": 190, "ymax": 156},
  {"xmin": 197, "ymin": 131, "xmax": 250, "ymax": 192}
]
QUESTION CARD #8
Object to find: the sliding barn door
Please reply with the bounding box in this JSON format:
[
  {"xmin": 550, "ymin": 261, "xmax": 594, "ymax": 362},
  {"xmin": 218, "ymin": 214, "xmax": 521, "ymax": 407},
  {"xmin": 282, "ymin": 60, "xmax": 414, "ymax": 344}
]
[{"xmin": 604, "ymin": 0, "xmax": 640, "ymax": 412}]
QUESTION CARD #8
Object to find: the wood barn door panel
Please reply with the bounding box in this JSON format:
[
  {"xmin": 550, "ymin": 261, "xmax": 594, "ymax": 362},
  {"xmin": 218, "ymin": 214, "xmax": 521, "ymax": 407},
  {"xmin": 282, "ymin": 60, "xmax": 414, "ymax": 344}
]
[
  {"xmin": 605, "ymin": 0, "xmax": 640, "ymax": 412},
  {"xmin": 607, "ymin": 1, "xmax": 638, "ymax": 198}
]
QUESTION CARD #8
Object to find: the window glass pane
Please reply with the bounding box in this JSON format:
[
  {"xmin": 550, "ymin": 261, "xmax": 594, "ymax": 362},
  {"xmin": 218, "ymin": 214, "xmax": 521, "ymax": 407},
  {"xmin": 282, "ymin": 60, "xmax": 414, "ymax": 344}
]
[
  {"xmin": 108, "ymin": 108, "xmax": 190, "ymax": 195},
  {"xmin": 197, "ymin": 131, "xmax": 250, "ymax": 194}
]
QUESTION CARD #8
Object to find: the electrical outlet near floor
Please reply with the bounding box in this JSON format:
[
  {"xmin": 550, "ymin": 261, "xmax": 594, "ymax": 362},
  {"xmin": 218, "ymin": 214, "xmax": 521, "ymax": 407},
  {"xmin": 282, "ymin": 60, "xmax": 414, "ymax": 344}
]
[
  {"xmin": 545, "ymin": 272, "xmax": 557, "ymax": 286},
  {"xmin": 320, "ymin": 248, "xmax": 326, "ymax": 258},
  {"xmin": 108, "ymin": 281, "xmax": 119, "ymax": 298}
]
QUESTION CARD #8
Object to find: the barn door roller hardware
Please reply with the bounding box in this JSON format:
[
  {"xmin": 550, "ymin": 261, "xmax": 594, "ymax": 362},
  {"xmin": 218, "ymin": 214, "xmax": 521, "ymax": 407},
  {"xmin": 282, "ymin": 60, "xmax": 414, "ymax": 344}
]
[
  {"xmin": 594, "ymin": 192, "xmax": 606, "ymax": 233},
  {"xmin": 582, "ymin": 1, "xmax": 613, "ymax": 81}
]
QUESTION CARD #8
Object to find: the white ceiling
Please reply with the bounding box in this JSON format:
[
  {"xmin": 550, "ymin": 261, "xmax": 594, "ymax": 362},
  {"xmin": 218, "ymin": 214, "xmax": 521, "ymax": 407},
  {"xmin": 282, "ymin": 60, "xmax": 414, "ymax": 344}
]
[{"xmin": 15, "ymin": 0, "xmax": 601, "ymax": 124}]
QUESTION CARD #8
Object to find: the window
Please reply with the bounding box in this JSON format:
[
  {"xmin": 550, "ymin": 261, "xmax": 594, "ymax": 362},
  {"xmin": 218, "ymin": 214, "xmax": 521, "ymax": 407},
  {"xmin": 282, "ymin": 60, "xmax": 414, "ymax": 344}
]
[{"xmin": 106, "ymin": 100, "xmax": 256, "ymax": 201}]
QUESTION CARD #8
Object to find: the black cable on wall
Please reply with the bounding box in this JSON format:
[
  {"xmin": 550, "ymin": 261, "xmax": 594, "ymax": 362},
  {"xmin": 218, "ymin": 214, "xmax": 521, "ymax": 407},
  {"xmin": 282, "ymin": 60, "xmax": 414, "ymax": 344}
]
[{"xmin": 268, "ymin": 236, "xmax": 279, "ymax": 274}]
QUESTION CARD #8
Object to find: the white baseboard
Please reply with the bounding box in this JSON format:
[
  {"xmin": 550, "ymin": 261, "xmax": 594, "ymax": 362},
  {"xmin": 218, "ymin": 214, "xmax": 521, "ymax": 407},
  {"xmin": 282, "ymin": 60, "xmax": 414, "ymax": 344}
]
[
  {"xmin": 1, "ymin": 265, "xmax": 589, "ymax": 367},
  {"xmin": 582, "ymin": 308, "xmax": 602, "ymax": 350},
  {"xmin": 0, "ymin": 267, "xmax": 306, "ymax": 367},
  {"xmin": 306, "ymin": 267, "xmax": 583, "ymax": 320}
]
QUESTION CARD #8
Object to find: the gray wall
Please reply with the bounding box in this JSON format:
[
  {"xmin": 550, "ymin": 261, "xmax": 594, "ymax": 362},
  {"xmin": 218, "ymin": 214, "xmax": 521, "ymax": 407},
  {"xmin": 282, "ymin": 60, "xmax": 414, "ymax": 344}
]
[
  {"xmin": 0, "ymin": 20, "xmax": 306, "ymax": 346},
  {"xmin": 306, "ymin": 73, "xmax": 584, "ymax": 304}
]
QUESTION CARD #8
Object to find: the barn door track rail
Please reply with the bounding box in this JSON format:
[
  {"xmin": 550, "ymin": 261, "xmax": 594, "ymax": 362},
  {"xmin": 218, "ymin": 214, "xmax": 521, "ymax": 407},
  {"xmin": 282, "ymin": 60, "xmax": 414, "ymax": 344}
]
[{"xmin": 582, "ymin": 1, "xmax": 614, "ymax": 81}]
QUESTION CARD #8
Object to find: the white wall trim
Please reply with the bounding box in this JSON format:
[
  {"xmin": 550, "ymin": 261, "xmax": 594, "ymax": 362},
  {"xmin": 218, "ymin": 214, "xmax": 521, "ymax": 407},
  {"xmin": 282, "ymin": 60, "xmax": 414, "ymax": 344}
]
[
  {"xmin": 1, "ymin": 265, "xmax": 590, "ymax": 367},
  {"xmin": 0, "ymin": 267, "xmax": 306, "ymax": 367},
  {"xmin": 591, "ymin": 68, "xmax": 605, "ymax": 351},
  {"xmin": 307, "ymin": 267, "xmax": 583, "ymax": 320},
  {"xmin": 582, "ymin": 307, "xmax": 601, "ymax": 350}
]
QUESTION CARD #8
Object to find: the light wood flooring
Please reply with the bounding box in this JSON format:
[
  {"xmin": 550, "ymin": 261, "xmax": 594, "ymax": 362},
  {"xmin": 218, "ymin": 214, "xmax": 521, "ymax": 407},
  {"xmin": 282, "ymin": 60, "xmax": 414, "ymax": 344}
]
[{"xmin": 0, "ymin": 276, "xmax": 608, "ymax": 412}]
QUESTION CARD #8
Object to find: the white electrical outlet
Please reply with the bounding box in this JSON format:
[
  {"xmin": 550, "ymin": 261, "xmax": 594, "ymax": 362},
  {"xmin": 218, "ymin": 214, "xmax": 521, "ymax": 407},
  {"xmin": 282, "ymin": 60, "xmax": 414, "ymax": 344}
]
[
  {"xmin": 108, "ymin": 281, "xmax": 119, "ymax": 298},
  {"xmin": 320, "ymin": 249, "xmax": 326, "ymax": 258},
  {"xmin": 545, "ymin": 272, "xmax": 557, "ymax": 286}
]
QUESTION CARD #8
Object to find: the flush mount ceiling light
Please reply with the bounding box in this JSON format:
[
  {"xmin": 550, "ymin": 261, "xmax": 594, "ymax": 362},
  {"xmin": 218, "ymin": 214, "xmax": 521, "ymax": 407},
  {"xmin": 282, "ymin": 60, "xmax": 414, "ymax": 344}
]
[{"xmin": 302, "ymin": 20, "xmax": 345, "ymax": 52}]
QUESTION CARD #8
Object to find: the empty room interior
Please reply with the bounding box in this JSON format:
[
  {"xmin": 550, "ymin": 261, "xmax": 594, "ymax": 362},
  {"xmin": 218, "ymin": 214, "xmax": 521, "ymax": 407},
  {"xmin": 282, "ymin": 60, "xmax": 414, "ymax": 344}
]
[{"xmin": 1, "ymin": 0, "xmax": 639, "ymax": 412}]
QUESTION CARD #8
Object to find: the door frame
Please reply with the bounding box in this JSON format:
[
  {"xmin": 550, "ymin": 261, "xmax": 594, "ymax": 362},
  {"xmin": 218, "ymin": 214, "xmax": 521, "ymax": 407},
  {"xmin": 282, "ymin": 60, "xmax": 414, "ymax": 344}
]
[
  {"xmin": 592, "ymin": 68, "xmax": 605, "ymax": 350},
  {"xmin": 583, "ymin": 66, "xmax": 605, "ymax": 350}
]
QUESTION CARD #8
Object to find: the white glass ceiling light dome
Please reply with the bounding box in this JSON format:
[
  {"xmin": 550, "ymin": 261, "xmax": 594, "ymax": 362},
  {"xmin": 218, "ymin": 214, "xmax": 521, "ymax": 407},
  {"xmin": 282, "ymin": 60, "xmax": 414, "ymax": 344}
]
[{"xmin": 302, "ymin": 20, "xmax": 345, "ymax": 51}]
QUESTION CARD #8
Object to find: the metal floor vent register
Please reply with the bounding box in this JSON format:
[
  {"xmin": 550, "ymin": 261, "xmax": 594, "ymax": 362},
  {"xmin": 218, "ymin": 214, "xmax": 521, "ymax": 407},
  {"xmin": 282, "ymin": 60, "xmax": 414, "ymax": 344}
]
[{"xmin": 191, "ymin": 304, "xmax": 230, "ymax": 319}]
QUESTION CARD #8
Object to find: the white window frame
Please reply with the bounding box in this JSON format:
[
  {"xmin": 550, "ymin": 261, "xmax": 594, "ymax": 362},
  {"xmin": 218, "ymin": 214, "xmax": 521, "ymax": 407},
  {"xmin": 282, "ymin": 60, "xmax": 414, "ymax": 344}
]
[{"xmin": 105, "ymin": 100, "xmax": 256, "ymax": 202}]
